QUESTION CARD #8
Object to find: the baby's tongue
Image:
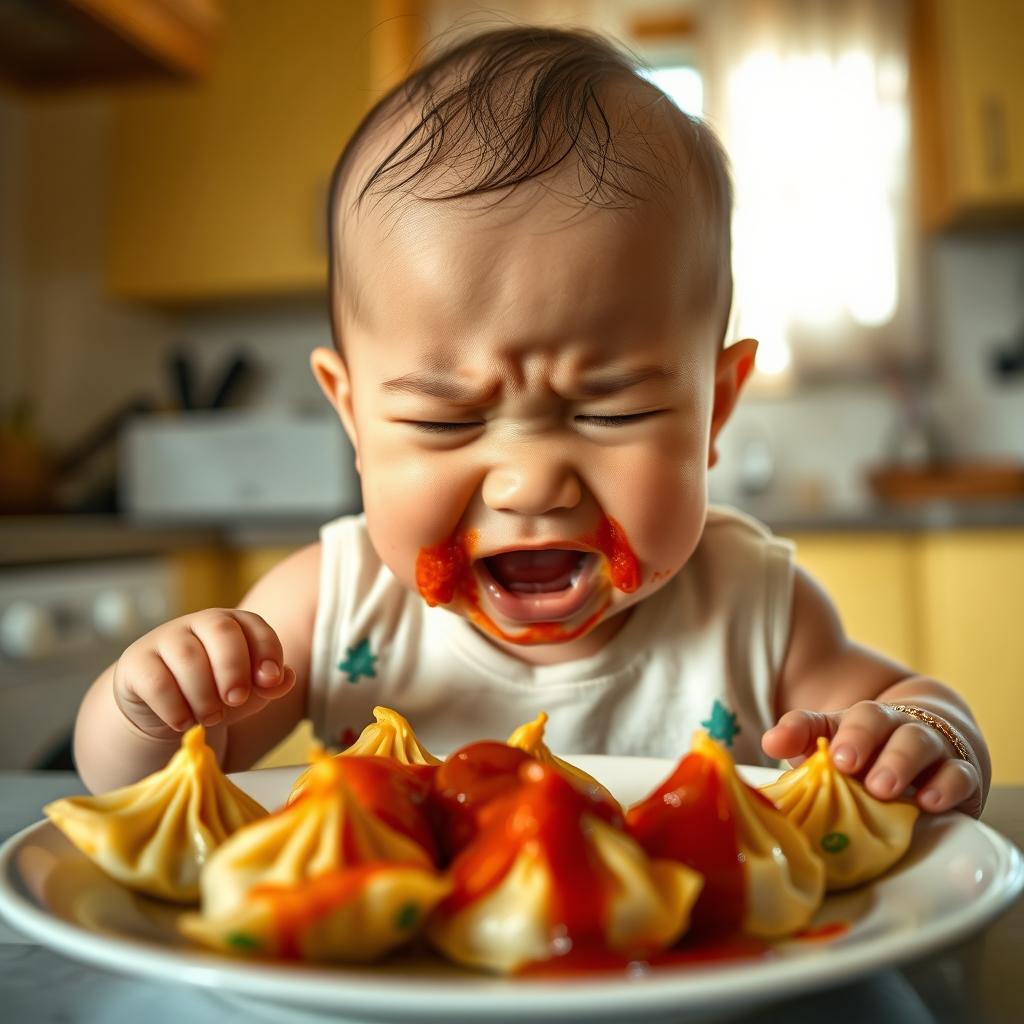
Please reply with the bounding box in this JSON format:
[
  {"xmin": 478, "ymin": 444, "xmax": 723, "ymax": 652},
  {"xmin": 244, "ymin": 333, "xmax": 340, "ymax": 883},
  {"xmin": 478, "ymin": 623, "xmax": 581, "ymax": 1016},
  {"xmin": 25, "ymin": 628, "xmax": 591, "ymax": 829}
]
[{"xmin": 485, "ymin": 550, "xmax": 582, "ymax": 593}]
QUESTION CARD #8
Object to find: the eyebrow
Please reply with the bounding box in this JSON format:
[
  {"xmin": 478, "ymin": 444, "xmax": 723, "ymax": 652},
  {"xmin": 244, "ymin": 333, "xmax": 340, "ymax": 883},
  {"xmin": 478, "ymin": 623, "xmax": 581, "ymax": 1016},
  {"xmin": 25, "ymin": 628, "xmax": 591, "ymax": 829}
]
[
  {"xmin": 573, "ymin": 366, "xmax": 682, "ymax": 398},
  {"xmin": 381, "ymin": 365, "xmax": 681, "ymax": 403},
  {"xmin": 380, "ymin": 372, "xmax": 490, "ymax": 404}
]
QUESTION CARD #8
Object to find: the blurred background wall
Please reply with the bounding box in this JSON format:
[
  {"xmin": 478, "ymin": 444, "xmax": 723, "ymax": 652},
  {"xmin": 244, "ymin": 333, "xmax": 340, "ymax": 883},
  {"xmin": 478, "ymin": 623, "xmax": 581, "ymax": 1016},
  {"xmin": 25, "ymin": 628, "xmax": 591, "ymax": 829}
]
[{"xmin": 0, "ymin": 0, "xmax": 1022, "ymax": 778}]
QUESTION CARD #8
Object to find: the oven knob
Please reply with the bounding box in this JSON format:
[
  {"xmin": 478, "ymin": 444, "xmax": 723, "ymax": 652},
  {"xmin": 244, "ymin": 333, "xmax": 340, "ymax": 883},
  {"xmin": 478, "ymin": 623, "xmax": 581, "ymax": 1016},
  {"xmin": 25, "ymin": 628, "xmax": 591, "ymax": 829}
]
[
  {"xmin": 93, "ymin": 590, "xmax": 141, "ymax": 641},
  {"xmin": 0, "ymin": 601, "xmax": 57, "ymax": 661}
]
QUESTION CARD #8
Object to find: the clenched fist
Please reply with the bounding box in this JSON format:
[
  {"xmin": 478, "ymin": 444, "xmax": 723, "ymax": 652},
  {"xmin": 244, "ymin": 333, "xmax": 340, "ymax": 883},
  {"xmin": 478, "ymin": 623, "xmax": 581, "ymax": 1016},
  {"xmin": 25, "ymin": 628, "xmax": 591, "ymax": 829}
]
[{"xmin": 112, "ymin": 609, "xmax": 296, "ymax": 740}]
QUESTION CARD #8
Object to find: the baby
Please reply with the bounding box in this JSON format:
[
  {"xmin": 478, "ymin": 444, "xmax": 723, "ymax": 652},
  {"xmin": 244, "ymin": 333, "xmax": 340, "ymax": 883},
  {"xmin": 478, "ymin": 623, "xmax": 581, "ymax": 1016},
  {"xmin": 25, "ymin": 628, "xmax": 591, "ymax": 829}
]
[{"xmin": 75, "ymin": 26, "xmax": 989, "ymax": 816}]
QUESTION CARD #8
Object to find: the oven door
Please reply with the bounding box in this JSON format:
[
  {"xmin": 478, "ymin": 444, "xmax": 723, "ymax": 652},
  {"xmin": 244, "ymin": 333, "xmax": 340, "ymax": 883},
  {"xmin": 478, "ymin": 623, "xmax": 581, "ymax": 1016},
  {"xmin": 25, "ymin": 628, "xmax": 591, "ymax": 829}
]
[{"xmin": 0, "ymin": 559, "xmax": 178, "ymax": 769}]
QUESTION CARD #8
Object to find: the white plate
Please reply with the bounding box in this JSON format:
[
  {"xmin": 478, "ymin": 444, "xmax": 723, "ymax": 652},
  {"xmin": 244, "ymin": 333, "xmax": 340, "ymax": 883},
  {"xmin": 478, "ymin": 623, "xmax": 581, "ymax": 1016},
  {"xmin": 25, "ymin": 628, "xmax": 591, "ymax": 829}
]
[{"xmin": 0, "ymin": 758, "xmax": 1021, "ymax": 1024}]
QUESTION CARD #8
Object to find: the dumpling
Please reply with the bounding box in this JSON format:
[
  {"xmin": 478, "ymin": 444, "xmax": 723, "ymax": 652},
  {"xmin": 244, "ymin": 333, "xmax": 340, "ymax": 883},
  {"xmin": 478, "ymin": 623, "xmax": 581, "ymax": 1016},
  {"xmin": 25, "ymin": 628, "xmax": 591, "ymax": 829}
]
[
  {"xmin": 180, "ymin": 863, "xmax": 450, "ymax": 962},
  {"xmin": 193, "ymin": 750, "xmax": 436, "ymax": 922},
  {"xmin": 287, "ymin": 706, "xmax": 438, "ymax": 804},
  {"xmin": 626, "ymin": 731, "xmax": 824, "ymax": 939},
  {"xmin": 44, "ymin": 725, "xmax": 267, "ymax": 903},
  {"xmin": 431, "ymin": 740, "xmax": 538, "ymax": 862},
  {"xmin": 506, "ymin": 712, "xmax": 622, "ymax": 814},
  {"xmin": 760, "ymin": 736, "xmax": 920, "ymax": 890},
  {"xmin": 343, "ymin": 706, "xmax": 441, "ymax": 765},
  {"xmin": 427, "ymin": 762, "xmax": 703, "ymax": 974}
]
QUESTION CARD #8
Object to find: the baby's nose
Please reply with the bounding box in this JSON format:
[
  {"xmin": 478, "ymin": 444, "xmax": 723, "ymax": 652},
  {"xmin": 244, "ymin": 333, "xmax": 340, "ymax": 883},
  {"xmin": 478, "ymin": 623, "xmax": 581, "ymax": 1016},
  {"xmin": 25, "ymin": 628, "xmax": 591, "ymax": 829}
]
[{"xmin": 482, "ymin": 457, "xmax": 582, "ymax": 516}]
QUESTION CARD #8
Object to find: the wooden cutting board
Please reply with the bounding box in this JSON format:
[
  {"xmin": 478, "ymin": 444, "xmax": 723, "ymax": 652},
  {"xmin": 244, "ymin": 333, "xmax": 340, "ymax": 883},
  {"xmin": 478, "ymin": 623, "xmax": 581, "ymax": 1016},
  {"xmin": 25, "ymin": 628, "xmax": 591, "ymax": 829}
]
[{"xmin": 866, "ymin": 463, "xmax": 1024, "ymax": 502}]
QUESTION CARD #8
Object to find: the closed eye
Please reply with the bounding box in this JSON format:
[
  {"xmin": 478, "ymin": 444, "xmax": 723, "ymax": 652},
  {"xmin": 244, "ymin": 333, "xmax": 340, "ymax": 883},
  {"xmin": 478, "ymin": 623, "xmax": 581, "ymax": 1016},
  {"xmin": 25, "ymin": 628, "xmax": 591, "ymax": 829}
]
[
  {"xmin": 575, "ymin": 411, "xmax": 663, "ymax": 427},
  {"xmin": 404, "ymin": 420, "xmax": 483, "ymax": 434}
]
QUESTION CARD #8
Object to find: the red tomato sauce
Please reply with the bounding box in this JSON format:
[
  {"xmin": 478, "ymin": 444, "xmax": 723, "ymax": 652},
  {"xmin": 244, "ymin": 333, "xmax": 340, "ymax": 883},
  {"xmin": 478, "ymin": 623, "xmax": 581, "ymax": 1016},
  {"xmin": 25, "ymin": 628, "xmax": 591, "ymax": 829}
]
[
  {"xmin": 413, "ymin": 515, "xmax": 640, "ymax": 644},
  {"xmin": 625, "ymin": 750, "xmax": 746, "ymax": 936},
  {"xmin": 253, "ymin": 863, "xmax": 410, "ymax": 960},
  {"xmin": 440, "ymin": 764, "xmax": 612, "ymax": 955}
]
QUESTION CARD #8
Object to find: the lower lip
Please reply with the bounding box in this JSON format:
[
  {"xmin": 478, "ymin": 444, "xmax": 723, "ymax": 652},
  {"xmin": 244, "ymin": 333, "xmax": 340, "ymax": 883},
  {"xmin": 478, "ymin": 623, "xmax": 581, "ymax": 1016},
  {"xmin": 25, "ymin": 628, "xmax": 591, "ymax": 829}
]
[{"xmin": 475, "ymin": 554, "xmax": 601, "ymax": 624}]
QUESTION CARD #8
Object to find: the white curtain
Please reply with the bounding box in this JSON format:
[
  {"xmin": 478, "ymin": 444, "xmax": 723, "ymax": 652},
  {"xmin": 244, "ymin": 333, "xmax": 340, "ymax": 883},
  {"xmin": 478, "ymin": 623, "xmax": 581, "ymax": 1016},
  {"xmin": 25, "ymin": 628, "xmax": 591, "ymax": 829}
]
[{"xmin": 702, "ymin": 0, "xmax": 916, "ymax": 381}]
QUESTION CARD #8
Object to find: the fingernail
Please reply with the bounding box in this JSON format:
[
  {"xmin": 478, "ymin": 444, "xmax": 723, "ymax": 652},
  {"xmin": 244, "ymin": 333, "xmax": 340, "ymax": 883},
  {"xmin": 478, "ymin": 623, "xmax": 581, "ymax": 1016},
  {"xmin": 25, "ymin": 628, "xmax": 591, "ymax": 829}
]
[
  {"xmin": 175, "ymin": 717, "xmax": 195, "ymax": 732},
  {"xmin": 226, "ymin": 687, "xmax": 248, "ymax": 706},
  {"xmin": 831, "ymin": 744, "xmax": 856, "ymax": 770},
  {"xmin": 919, "ymin": 787, "xmax": 942, "ymax": 810},
  {"xmin": 257, "ymin": 660, "xmax": 281, "ymax": 686},
  {"xmin": 868, "ymin": 768, "xmax": 897, "ymax": 796},
  {"xmin": 202, "ymin": 711, "xmax": 223, "ymax": 727}
]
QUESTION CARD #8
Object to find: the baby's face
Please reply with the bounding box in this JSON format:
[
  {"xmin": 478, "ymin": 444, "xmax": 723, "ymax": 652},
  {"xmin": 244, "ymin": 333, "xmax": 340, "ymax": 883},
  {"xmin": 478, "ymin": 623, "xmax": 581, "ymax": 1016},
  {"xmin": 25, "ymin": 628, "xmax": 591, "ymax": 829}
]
[{"xmin": 316, "ymin": 189, "xmax": 741, "ymax": 665}]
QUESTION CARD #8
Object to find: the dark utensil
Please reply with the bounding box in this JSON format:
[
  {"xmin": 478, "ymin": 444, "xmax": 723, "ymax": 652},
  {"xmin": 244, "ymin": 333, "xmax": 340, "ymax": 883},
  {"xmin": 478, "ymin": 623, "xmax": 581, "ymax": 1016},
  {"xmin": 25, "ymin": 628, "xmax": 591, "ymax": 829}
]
[
  {"xmin": 169, "ymin": 350, "xmax": 196, "ymax": 411},
  {"xmin": 207, "ymin": 353, "xmax": 252, "ymax": 409}
]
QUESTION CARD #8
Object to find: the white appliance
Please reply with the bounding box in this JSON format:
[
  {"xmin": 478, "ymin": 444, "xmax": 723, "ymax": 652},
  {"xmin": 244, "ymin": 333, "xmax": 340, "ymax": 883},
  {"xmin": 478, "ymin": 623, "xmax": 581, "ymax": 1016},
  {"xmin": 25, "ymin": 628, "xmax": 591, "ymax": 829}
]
[
  {"xmin": 120, "ymin": 411, "xmax": 361, "ymax": 521},
  {"xmin": 0, "ymin": 559, "xmax": 178, "ymax": 769}
]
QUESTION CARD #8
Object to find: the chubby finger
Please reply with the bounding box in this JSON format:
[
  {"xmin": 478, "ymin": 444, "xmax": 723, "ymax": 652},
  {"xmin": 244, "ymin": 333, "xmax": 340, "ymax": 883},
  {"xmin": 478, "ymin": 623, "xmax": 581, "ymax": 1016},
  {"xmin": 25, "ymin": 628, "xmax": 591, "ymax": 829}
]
[
  {"xmin": 231, "ymin": 609, "xmax": 286, "ymax": 694},
  {"xmin": 915, "ymin": 758, "xmax": 981, "ymax": 815},
  {"xmin": 159, "ymin": 629, "xmax": 225, "ymax": 727},
  {"xmin": 116, "ymin": 650, "xmax": 195, "ymax": 734},
  {"xmin": 188, "ymin": 610, "xmax": 258, "ymax": 710},
  {"xmin": 828, "ymin": 701, "xmax": 905, "ymax": 775},
  {"xmin": 220, "ymin": 665, "xmax": 297, "ymax": 726},
  {"xmin": 864, "ymin": 722, "xmax": 948, "ymax": 799},
  {"xmin": 762, "ymin": 709, "xmax": 839, "ymax": 762}
]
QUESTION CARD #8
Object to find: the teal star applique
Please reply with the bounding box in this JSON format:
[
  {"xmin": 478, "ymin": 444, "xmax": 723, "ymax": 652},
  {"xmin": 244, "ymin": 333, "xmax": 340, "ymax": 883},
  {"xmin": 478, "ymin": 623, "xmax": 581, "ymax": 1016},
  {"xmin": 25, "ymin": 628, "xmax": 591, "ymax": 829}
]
[
  {"xmin": 338, "ymin": 638, "xmax": 377, "ymax": 684},
  {"xmin": 702, "ymin": 699, "xmax": 741, "ymax": 747}
]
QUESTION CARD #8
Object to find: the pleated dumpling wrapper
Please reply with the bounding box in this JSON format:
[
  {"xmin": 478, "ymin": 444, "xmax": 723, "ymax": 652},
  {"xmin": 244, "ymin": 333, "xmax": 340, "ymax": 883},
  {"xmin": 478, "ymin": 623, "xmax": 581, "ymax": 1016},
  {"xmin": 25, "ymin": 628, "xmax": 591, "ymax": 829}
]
[
  {"xmin": 507, "ymin": 712, "xmax": 622, "ymax": 814},
  {"xmin": 179, "ymin": 862, "xmax": 451, "ymax": 963},
  {"xmin": 760, "ymin": 736, "xmax": 920, "ymax": 890},
  {"xmin": 288, "ymin": 706, "xmax": 439, "ymax": 804},
  {"xmin": 44, "ymin": 725, "xmax": 267, "ymax": 903},
  {"xmin": 626, "ymin": 731, "xmax": 825, "ymax": 939},
  {"xmin": 190, "ymin": 750, "xmax": 440, "ymax": 923},
  {"xmin": 428, "ymin": 762, "xmax": 703, "ymax": 974}
]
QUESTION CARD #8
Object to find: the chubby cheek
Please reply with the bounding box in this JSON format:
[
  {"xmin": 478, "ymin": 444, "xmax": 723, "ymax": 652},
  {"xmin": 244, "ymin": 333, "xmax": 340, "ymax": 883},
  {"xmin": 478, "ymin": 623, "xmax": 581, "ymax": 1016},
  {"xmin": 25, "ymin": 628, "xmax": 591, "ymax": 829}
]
[
  {"xmin": 359, "ymin": 446, "xmax": 478, "ymax": 591},
  {"xmin": 597, "ymin": 443, "xmax": 708, "ymax": 593}
]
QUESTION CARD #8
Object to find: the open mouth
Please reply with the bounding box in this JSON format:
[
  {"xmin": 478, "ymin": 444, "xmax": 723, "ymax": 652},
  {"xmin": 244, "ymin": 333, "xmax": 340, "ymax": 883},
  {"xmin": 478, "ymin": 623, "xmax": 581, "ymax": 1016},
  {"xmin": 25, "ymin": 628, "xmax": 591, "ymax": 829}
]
[
  {"xmin": 484, "ymin": 550, "xmax": 587, "ymax": 593},
  {"xmin": 476, "ymin": 549, "xmax": 600, "ymax": 623}
]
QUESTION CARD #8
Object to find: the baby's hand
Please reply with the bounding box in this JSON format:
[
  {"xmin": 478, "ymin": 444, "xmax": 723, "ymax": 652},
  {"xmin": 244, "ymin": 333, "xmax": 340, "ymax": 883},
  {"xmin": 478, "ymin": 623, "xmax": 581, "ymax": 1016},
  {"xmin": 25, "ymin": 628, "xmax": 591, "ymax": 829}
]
[
  {"xmin": 112, "ymin": 609, "xmax": 296, "ymax": 741},
  {"xmin": 762, "ymin": 702, "xmax": 981, "ymax": 815}
]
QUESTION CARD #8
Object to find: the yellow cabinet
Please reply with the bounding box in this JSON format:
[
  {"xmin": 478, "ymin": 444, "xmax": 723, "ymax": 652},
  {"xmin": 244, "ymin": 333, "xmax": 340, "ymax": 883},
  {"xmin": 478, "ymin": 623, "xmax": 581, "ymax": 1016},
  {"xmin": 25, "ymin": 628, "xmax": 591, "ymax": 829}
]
[
  {"xmin": 917, "ymin": 531, "xmax": 1024, "ymax": 785},
  {"xmin": 107, "ymin": 0, "xmax": 374, "ymax": 301},
  {"xmin": 790, "ymin": 528, "xmax": 1024, "ymax": 785},
  {"xmin": 912, "ymin": 0, "xmax": 1024, "ymax": 229},
  {"xmin": 787, "ymin": 532, "xmax": 919, "ymax": 668}
]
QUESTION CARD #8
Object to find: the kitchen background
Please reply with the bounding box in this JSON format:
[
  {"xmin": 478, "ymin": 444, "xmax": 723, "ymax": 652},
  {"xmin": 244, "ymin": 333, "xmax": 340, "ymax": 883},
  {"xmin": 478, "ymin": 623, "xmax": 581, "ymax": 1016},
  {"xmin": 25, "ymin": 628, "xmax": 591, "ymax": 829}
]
[{"xmin": 0, "ymin": 1, "xmax": 1021, "ymax": 782}]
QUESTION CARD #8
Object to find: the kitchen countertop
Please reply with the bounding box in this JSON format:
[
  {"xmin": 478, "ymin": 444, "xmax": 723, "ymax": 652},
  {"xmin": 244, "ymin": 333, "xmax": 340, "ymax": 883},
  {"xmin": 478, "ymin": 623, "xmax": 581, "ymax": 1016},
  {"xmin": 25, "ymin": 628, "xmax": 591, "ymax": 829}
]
[
  {"xmin": 0, "ymin": 772, "xmax": 1020, "ymax": 1024},
  {"xmin": 4, "ymin": 500, "xmax": 1024, "ymax": 567}
]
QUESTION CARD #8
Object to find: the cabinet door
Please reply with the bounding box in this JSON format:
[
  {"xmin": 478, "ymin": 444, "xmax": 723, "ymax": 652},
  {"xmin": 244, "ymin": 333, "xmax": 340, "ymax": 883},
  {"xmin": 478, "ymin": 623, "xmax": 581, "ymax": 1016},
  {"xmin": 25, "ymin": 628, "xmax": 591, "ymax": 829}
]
[
  {"xmin": 787, "ymin": 533, "xmax": 918, "ymax": 668},
  {"xmin": 107, "ymin": 0, "xmax": 373, "ymax": 301},
  {"xmin": 917, "ymin": 531, "xmax": 1024, "ymax": 785},
  {"xmin": 913, "ymin": 0, "xmax": 1024, "ymax": 228},
  {"xmin": 944, "ymin": 0, "xmax": 1024, "ymax": 208}
]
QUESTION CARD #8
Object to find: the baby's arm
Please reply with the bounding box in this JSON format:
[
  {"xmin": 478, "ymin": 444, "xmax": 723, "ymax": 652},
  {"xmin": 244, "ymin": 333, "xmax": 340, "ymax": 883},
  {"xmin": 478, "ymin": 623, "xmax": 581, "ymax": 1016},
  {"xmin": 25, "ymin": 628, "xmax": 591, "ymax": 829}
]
[
  {"xmin": 762, "ymin": 568, "xmax": 991, "ymax": 817},
  {"xmin": 73, "ymin": 543, "xmax": 320, "ymax": 791}
]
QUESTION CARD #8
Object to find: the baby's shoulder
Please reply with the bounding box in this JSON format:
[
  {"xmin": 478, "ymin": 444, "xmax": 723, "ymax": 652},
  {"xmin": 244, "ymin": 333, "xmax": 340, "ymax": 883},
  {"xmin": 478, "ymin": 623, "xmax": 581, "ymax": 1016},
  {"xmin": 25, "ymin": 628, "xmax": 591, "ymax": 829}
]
[{"xmin": 683, "ymin": 504, "xmax": 795, "ymax": 589}]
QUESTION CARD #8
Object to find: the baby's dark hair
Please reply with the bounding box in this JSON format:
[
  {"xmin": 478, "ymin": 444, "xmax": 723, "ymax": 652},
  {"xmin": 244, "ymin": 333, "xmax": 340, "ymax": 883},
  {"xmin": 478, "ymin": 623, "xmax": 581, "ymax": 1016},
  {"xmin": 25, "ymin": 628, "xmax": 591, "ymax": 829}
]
[{"xmin": 327, "ymin": 24, "xmax": 734, "ymax": 343}]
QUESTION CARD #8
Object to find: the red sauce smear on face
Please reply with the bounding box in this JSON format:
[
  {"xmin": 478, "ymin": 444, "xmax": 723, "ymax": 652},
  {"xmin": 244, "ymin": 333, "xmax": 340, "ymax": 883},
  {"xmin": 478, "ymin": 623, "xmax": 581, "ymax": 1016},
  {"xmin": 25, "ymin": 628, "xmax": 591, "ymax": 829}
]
[
  {"xmin": 414, "ymin": 515, "xmax": 639, "ymax": 645},
  {"xmin": 625, "ymin": 750, "xmax": 745, "ymax": 936},
  {"xmin": 440, "ymin": 764, "xmax": 613, "ymax": 957},
  {"xmin": 793, "ymin": 921, "xmax": 849, "ymax": 942}
]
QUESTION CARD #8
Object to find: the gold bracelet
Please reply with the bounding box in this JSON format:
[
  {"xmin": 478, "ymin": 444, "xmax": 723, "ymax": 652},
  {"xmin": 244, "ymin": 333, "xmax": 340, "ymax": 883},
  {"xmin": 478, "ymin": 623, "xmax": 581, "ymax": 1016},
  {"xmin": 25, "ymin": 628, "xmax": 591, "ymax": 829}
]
[{"xmin": 885, "ymin": 703, "xmax": 973, "ymax": 764}]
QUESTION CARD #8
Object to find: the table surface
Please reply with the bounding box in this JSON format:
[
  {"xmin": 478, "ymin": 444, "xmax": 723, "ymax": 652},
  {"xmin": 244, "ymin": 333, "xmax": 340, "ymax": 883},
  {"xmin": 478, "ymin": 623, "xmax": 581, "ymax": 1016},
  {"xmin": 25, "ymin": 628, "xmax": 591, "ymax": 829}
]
[{"xmin": 0, "ymin": 772, "xmax": 1020, "ymax": 1024}]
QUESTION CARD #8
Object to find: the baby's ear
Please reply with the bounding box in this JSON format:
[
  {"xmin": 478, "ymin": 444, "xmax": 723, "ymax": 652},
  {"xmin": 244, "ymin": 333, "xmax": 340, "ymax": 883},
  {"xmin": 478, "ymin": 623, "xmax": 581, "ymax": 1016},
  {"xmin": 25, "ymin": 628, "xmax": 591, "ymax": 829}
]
[
  {"xmin": 310, "ymin": 347, "xmax": 360, "ymax": 471},
  {"xmin": 708, "ymin": 338, "xmax": 758, "ymax": 468}
]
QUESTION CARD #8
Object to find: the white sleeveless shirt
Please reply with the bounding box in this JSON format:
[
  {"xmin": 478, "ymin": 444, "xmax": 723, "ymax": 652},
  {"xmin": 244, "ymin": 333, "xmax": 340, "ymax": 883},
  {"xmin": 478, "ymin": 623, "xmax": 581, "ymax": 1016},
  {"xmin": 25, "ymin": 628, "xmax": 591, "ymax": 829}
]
[{"xmin": 308, "ymin": 505, "xmax": 794, "ymax": 766}]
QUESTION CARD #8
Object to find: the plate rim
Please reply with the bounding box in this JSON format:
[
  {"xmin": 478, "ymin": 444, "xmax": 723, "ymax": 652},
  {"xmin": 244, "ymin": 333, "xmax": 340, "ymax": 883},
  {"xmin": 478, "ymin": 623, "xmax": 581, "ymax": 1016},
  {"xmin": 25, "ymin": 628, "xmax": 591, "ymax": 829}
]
[{"xmin": 1, "ymin": 757, "xmax": 1022, "ymax": 1019}]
